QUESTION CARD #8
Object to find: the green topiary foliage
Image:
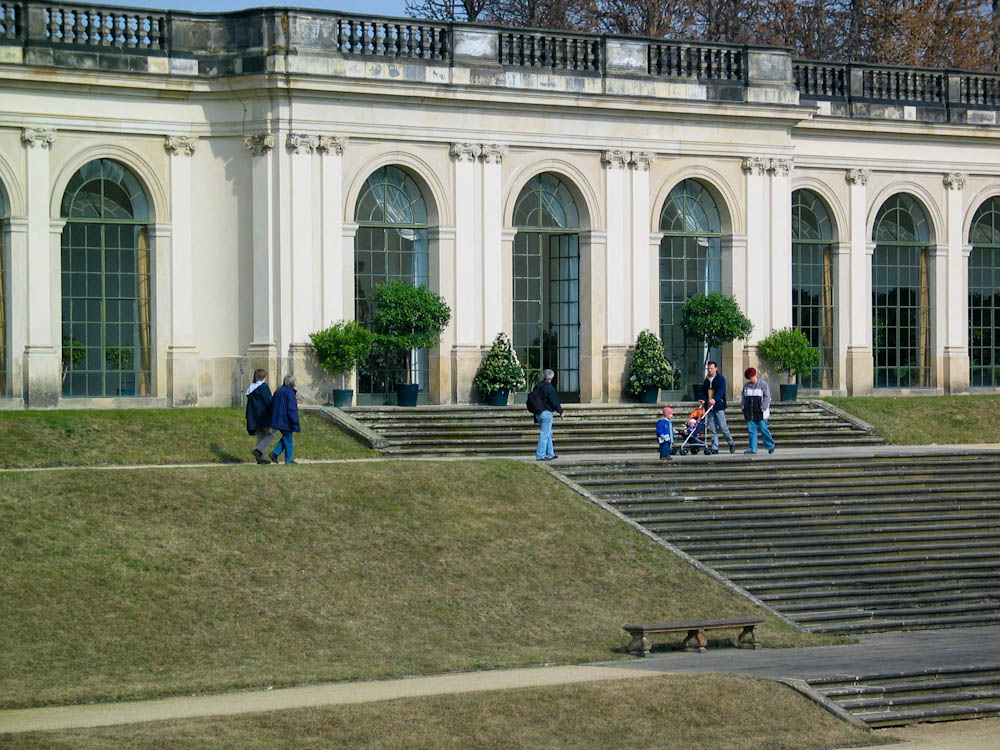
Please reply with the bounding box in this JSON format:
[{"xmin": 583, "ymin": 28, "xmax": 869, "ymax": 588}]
[
  {"xmin": 372, "ymin": 280, "xmax": 452, "ymax": 384},
  {"xmin": 681, "ymin": 292, "xmax": 754, "ymax": 370},
  {"xmin": 309, "ymin": 320, "xmax": 376, "ymax": 386},
  {"xmin": 473, "ymin": 332, "xmax": 527, "ymax": 396},
  {"xmin": 626, "ymin": 329, "xmax": 674, "ymax": 397},
  {"xmin": 757, "ymin": 327, "xmax": 821, "ymax": 384}
]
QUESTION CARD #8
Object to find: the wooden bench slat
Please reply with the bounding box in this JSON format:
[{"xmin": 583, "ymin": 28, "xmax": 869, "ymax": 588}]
[{"xmin": 623, "ymin": 618, "xmax": 763, "ymax": 633}]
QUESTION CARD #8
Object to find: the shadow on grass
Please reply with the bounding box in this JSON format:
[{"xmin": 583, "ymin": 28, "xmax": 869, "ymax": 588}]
[{"xmin": 209, "ymin": 443, "xmax": 244, "ymax": 464}]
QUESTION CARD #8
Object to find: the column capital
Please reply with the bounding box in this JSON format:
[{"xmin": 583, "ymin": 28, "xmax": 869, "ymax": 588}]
[
  {"xmin": 287, "ymin": 133, "xmax": 320, "ymax": 155},
  {"xmin": 944, "ymin": 172, "xmax": 967, "ymax": 191},
  {"xmin": 22, "ymin": 128, "xmax": 56, "ymax": 148},
  {"xmin": 480, "ymin": 143, "xmax": 508, "ymax": 164},
  {"xmin": 450, "ymin": 142, "xmax": 482, "ymax": 162},
  {"xmin": 768, "ymin": 157, "xmax": 793, "ymax": 177},
  {"xmin": 164, "ymin": 135, "xmax": 199, "ymax": 156},
  {"xmin": 629, "ymin": 151, "xmax": 656, "ymax": 171},
  {"xmin": 741, "ymin": 156, "xmax": 770, "ymax": 175},
  {"xmin": 601, "ymin": 149, "xmax": 630, "ymax": 169},
  {"xmin": 243, "ymin": 133, "xmax": 276, "ymax": 156},
  {"xmin": 317, "ymin": 136, "xmax": 347, "ymax": 155},
  {"xmin": 846, "ymin": 168, "xmax": 871, "ymax": 186}
]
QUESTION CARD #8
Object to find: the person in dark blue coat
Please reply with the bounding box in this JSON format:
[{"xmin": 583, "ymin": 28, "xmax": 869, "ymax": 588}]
[
  {"xmin": 269, "ymin": 374, "xmax": 301, "ymax": 464},
  {"xmin": 245, "ymin": 368, "xmax": 275, "ymax": 464}
]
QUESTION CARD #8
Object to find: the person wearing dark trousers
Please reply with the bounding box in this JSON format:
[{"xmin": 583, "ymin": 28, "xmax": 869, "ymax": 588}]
[
  {"xmin": 534, "ymin": 369, "xmax": 564, "ymax": 461},
  {"xmin": 699, "ymin": 360, "xmax": 735, "ymax": 455},
  {"xmin": 245, "ymin": 368, "xmax": 275, "ymax": 464},
  {"xmin": 656, "ymin": 406, "xmax": 675, "ymax": 459},
  {"xmin": 741, "ymin": 367, "xmax": 775, "ymax": 455},
  {"xmin": 269, "ymin": 374, "xmax": 301, "ymax": 464}
]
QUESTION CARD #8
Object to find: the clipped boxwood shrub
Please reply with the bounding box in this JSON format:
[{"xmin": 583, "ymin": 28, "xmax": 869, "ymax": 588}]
[
  {"xmin": 473, "ymin": 332, "xmax": 527, "ymax": 396},
  {"xmin": 626, "ymin": 329, "xmax": 674, "ymax": 397}
]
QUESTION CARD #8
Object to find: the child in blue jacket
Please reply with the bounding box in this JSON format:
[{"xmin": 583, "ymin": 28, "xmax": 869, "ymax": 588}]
[{"xmin": 656, "ymin": 406, "xmax": 675, "ymax": 459}]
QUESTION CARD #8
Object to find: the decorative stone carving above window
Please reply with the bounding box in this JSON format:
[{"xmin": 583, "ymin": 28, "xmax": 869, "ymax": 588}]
[
  {"xmin": 243, "ymin": 134, "xmax": 276, "ymax": 156},
  {"xmin": 164, "ymin": 135, "xmax": 198, "ymax": 156},
  {"xmin": 601, "ymin": 149, "xmax": 630, "ymax": 169},
  {"xmin": 944, "ymin": 172, "xmax": 967, "ymax": 190},
  {"xmin": 845, "ymin": 168, "xmax": 871, "ymax": 185},
  {"xmin": 769, "ymin": 158, "xmax": 793, "ymax": 177},
  {"xmin": 21, "ymin": 128, "xmax": 56, "ymax": 148}
]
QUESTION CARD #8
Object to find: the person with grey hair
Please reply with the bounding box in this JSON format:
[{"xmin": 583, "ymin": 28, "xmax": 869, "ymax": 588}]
[
  {"xmin": 528, "ymin": 368, "xmax": 564, "ymax": 461},
  {"xmin": 268, "ymin": 374, "xmax": 301, "ymax": 464},
  {"xmin": 245, "ymin": 368, "xmax": 276, "ymax": 463}
]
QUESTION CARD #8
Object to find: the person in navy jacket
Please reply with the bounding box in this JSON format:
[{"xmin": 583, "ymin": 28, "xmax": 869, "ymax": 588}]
[
  {"xmin": 699, "ymin": 360, "xmax": 735, "ymax": 455},
  {"xmin": 245, "ymin": 368, "xmax": 275, "ymax": 464},
  {"xmin": 269, "ymin": 374, "xmax": 301, "ymax": 464}
]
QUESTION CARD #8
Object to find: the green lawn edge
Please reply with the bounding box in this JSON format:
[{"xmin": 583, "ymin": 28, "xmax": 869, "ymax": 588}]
[{"xmin": 822, "ymin": 394, "xmax": 1000, "ymax": 445}]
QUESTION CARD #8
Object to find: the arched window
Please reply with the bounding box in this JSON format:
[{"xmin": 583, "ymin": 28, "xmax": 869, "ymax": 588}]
[
  {"xmin": 969, "ymin": 197, "xmax": 1000, "ymax": 387},
  {"xmin": 0, "ymin": 183, "xmax": 7, "ymax": 397},
  {"xmin": 872, "ymin": 194, "xmax": 931, "ymax": 388},
  {"xmin": 354, "ymin": 166, "xmax": 430, "ymax": 404},
  {"xmin": 658, "ymin": 179, "xmax": 722, "ymax": 397},
  {"xmin": 512, "ymin": 173, "xmax": 581, "ymax": 399},
  {"xmin": 60, "ymin": 159, "xmax": 152, "ymax": 398},
  {"xmin": 792, "ymin": 189, "xmax": 834, "ymax": 389}
]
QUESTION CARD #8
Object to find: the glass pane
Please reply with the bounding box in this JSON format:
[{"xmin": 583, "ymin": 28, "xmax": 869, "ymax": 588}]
[
  {"xmin": 659, "ymin": 179, "xmax": 721, "ymax": 235},
  {"xmin": 513, "ymin": 173, "xmax": 581, "ymax": 230}
]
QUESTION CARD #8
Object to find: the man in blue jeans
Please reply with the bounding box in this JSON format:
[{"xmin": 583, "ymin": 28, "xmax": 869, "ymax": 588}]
[
  {"xmin": 699, "ymin": 360, "xmax": 735, "ymax": 455},
  {"xmin": 534, "ymin": 369, "xmax": 565, "ymax": 461},
  {"xmin": 740, "ymin": 367, "xmax": 775, "ymax": 455}
]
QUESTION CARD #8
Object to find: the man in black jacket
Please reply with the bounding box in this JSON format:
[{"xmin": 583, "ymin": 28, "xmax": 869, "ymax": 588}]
[
  {"xmin": 699, "ymin": 361, "xmax": 735, "ymax": 454},
  {"xmin": 245, "ymin": 368, "xmax": 275, "ymax": 463},
  {"xmin": 534, "ymin": 369, "xmax": 564, "ymax": 461}
]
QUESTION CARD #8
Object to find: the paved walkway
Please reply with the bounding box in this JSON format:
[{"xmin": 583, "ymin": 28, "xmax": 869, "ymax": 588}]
[{"xmin": 3, "ymin": 625, "xmax": 997, "ymax": 735}]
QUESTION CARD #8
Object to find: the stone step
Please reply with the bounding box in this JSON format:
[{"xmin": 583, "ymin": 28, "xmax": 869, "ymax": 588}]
[
  {"xmin": 606, "ymin": 485, "xmax": 1000, "ymax": 503},
  {"xmin": 614, "ymin": 497, "xmax": 1000, "ymax": 515},
  {"xmin": 806, "ymin": 612, "xmax": 1000, "ymax": 633},
  {"xmin": 664, "ymin": 521, "xmax": 999, "ymax": 543},
  {"xmin": 792, "ymin": 600, "xmax": 1000, "ymax": 623},
  {"xmin": 646, "ymin": 511, "xmax": 1000, "ymax": 533},
  {"xmin": 694, "ymin": 539, "xmax": 1000, "ymax": 562},
  {"xmin": 678, "ymin": 531, "xmax": 1000, "ymax": 553},
  {"xmin": 742, "ymin": 570, "xmax": 1000, "ymax": 592},
  {"xmin": 759, "ymin": 582, "xmax": 1000, "ymax": 602},
  {"xmin": 776, "ymin": 591, "xmax": 1000, "ymax": 612}
]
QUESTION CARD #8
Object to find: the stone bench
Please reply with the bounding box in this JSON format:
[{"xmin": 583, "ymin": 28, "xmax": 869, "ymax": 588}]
[{"xmin": 623, "ymin": 618, "xmax": 763, "ymax": 656}]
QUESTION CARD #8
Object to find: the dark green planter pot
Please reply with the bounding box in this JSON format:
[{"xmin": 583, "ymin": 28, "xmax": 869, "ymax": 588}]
[
  {"xmin": 395, "ymin": 383, "xmax": 420, "ymax": 407},
  {"xmin": 332, "ymin": 388, "xmax": 353, "ymax": 408},
  {"xmin": 486, "ymin": 389, "xmax": 509, "ymax": 407},
  {"xmin": 779, "ymin": 384, "xmax": 798, "ymax": 402},
  {"xmin": 639, "ymin": 387, "xmax": 659, "ymax": 404}
]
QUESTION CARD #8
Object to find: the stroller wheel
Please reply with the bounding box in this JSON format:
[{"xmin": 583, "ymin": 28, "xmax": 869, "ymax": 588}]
[{"xmin": 680, "ymin": 448, "xmax": 689, "ymax": 456}]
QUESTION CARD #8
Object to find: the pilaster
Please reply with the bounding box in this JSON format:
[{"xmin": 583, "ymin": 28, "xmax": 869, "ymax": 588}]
[
  {"xmin": 481, "ymin": 144, "xmax": 506, "ymax": 343},
  {"xmin": 602, "ymin": 149, "xmax": 629, "ymax": 349},
  {"xmin": 768, "ymin": 158, "xmax": 793, "ymax": 331},
  {"xmin": 164, "ymin": 135, "xmax": 200, "ymax": 406},
  {"xmin": 450, "ymin": 142, "xmax": 481, "ymax": 348},
  {"xmin": 832, "ymin": 241, "xmax": 851, "ymax": 393},
  {"xmin": 629, "ymin": 151, "xmax": 655, "ymax": 342},
  {"xmin": 22, "ymin": 128, "xmax": 59, "ymax": 407},
  {"xmin": 319, "ymin": 136, "xmax": 347, "ymax": 326},
  {"xmin": 243, "ymin": 132, "xmax": 279, "ymax": 381},
  {"xmin": 742, "ymin": 157, "xmax": 769, "ymax": 362},
  {"xmin": 845, "ymin": 168, "xmax": 873, "ymax": 395},
  {"xmin": 429, "ymin": 225, "xmax": 456, "ymax": 404},
  {"xmin": 287, "ymin": 133, "xmax": 317, "ymax": 346},
  {"xmin": 943, "ymin": 173, "xmax": 970, "ymax": 393},
  {"xmin": 4, "ymin": 217, "xmax": 28, "ymax": 398},
  {"xmin": 580, "ymin": 229, "xmax": 607, "ymax": 402}
]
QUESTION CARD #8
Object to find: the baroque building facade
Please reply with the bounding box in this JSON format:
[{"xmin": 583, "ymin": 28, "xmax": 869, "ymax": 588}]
[{"xmin": 1, "ymin": 3, "xmax": 999, "ymax": 407}]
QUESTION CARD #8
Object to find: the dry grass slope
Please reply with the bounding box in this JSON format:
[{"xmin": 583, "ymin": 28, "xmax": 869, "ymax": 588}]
[{"xmin": 824, "ymin": 394, "xmax": 1000, "ymax": 445}]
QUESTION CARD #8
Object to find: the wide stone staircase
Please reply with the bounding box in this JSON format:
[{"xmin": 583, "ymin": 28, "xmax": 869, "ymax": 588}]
[
  {"xmin": 344, "ymin": 401, "xmax": 882, "ymax": 457},
  {"xmin": 558, "ymin": 453, "xmax": 1000, "ymax": 634},
  {"xmin": 807, "ymin": 666, "xmax": 1000, "ymax": 727}
]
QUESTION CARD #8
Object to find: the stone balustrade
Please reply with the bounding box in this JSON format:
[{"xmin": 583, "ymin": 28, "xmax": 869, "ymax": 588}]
[{"xmin": 2, "ymin": 1, "xmax": 1000, "ymax": 123}]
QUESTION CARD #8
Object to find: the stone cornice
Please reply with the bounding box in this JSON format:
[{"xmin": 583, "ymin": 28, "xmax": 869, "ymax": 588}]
[
  {"xmin": 21, "ymin": 128, "xmax": 56, "ymax": 148},
  {"xmin": 164, "ymin": 135, "xmax": 198, "ymax": 156}
]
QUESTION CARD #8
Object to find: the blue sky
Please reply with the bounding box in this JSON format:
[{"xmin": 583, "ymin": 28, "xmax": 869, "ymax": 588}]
[{"xmin": 122, "ymin": 1, "xmax": 411, "ymax": 16}]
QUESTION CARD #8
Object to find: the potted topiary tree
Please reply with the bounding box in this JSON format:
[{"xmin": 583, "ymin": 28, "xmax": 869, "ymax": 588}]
[
  {"xmin": 473, "ymin": 332, "xmax": 526, "ymax": 406},
  {"xmin": 372, "ymin": 280, "xmax": 451, "ymax": 407},
  {"xmin": 625, "ymin": 329, "xmax": 674, "ymax": 404},
  {"xmin": 309, "ymin": 320, "xmax": 376, "ymax": 408},
  {"xmin": 757, "ymin": 327, "xmax": 820, "ymax": 402},
  {"xmin": 681, "ymin": 292, "xmax": 753, "ymax": 400}
]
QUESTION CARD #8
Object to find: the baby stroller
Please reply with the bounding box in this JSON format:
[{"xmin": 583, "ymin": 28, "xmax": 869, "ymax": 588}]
[{"xmin": 677, "ymin": 403, "xmax": 714, "ymax": 456}]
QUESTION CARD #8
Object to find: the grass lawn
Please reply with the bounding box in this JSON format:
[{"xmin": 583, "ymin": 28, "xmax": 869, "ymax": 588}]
[
  {"xmin": 824, "ymin": 394, "xmax": 1000, "ymax": 445},
  {"xmin": 1, "ymin": 675, "xmax": 881, "ymax": 750},
  {"xmin": 0, "ymin": 461, "xmax": 838, "ymax": 709},
  {"xmin": 0, "ymin": 408, "xmax": 373, "ymax": 468}
]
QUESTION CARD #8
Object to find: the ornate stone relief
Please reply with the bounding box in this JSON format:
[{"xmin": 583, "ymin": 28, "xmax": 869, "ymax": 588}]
[
  {"xmin": 480, "ymin": 143, "xmax": 508, "ymax": 164},
  {"xmin": 287, "ymin": 133, "xmax": 321, "ymax": 154},
  {"xmin": 601, "ymin": 149, "xmax": 630, "ymax": 169},
  {"xmin": 943, "ymin": 172, "xmax": 967, "ymax": 190},
  {"xmin": 741, "ymin": 156, "xmax": 770, "ymax": 175},
  {"xmin": 164, "ymin": 135, "xmax": 199, "ymax": 156},
  {"xmin": 243, "ymin": 134, "xmax": 275, "ymax": 156},
  {"xmin": 768, "ymin": 158, "xmax": 793, "ymax": 177},
  {"xmin": 317, "ymin": 136, "xmax": 347, "ymax": 155},
  {"xmin": 629, "ymin": 151, "xmax": 656, "ymax": 171},
  {"xmin": 21, "ymin": 128, "xmax": 56, "ymax": 148},
  {"xmin": 450, "ymin": 142, "xmax": 482, "ymax": 162},
  {"xmin": 845, "ymin": 168, "xmax": 871, "ymax": 185}
]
